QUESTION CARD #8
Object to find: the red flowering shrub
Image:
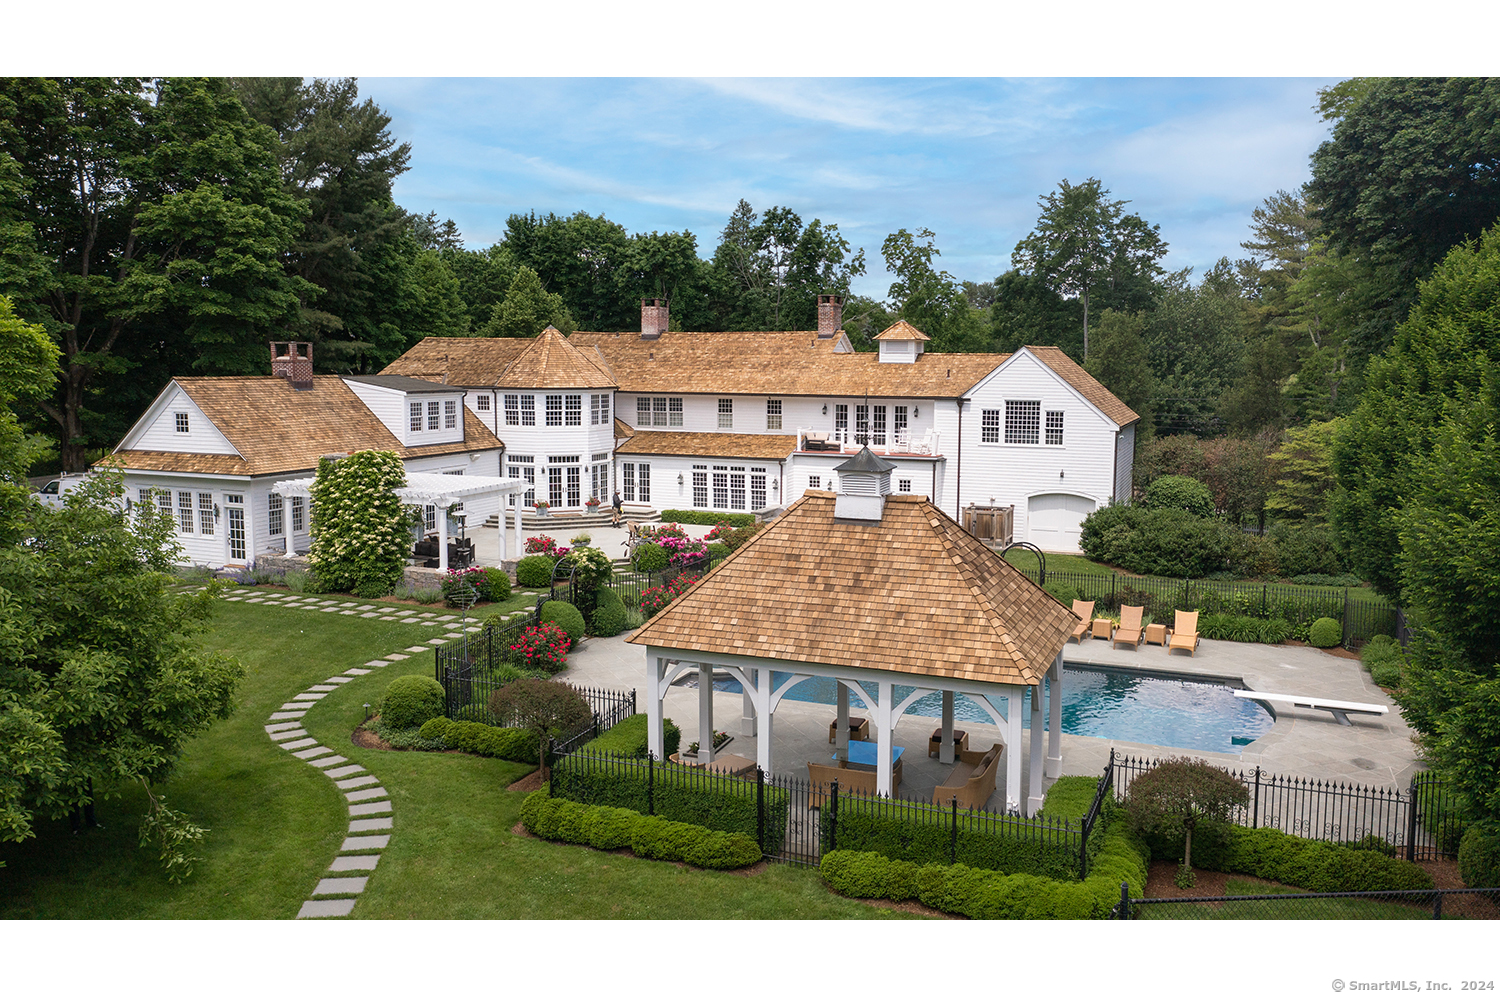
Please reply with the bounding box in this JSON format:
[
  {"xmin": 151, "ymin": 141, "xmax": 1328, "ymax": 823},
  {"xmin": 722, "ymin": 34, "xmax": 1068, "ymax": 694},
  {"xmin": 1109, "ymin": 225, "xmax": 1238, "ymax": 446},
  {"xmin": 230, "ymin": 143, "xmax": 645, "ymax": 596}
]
[
  {"xmin": 510, "ymin": 621, "xmax": 571, "ymax": 674},
  {"xmin": 704, "ymin": 522, "xmax": 736, "ymax": 544},
  {"xmin": 638, "ymin": 574, "xmax": 700, "ymax": 618},
  {"xmin": 525, "ymin": 535, "xmax": 562, "ymax": 557}
]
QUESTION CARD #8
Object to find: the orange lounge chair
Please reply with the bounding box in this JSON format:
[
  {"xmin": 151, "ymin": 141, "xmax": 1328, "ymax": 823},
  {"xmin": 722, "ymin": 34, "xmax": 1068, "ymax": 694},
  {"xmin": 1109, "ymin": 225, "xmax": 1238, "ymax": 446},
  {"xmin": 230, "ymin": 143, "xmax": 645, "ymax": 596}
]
[
  {"xmin": 1169, "ymin": 610, "xmax": 1201, "ymax": 656},
  {"xmin": 1113, "ymin": 605, "xmax": 1145, "ymax": 649},
  {"xmin": 1068, "ymin": 600, "xmax": 1096, "ymax": 643}
]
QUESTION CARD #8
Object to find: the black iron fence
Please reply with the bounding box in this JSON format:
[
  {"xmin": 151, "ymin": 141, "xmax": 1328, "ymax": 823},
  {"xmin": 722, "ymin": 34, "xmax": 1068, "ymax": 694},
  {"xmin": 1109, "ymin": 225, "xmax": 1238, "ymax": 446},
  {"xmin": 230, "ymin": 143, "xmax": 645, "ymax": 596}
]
[
  {"xmin": 546, "ymin": 687, "xmax": 638, "ymax": 757},
  {"xmin": 1114, "ymin": 885, "xmax": 1500, "ymax": 920},
  {"xmin": 433, "ymin": 617, "xmax": 531, "ymax": 719},
  {"xmin": 546, "ymin": 748, "xmax": 1083, "ymax": 874},
  {"xmin": 1015, "ymin": 567, "xmax": 1397, "ymax": 645},
  {"xmin": 1078, "ymin": 754, "xmax": 1117, "ymax": 877},
  {"xmin": 1111, "ymin": 754, "xmax": 1464, "ymax": 860}
]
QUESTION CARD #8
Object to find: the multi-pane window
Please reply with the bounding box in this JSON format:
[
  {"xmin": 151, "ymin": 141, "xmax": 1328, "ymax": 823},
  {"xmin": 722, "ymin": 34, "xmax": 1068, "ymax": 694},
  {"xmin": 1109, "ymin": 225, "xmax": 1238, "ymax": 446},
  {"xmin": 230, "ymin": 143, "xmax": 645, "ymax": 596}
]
[
  {"xmin": 651, "ymin": 397, "xmax": 667, "ymax": 426},
  {"xmin": 157, "ymin": 489, "xmax": 172, "ymax": 519},
  {"xmin": 872, "ymin": 405, "xmax": 887, "ymax": 447},
  {"xmin": 637, "ymin": 396, "xmax": 683, "ymax": 427},
  {"xmin": 622, "ymin": 462, "xmax": 635, "ymax": 501},
  {"xmin": 424, "ymin": 505, "xmax": 437, "ymax": 531},
  {"xmin": 427, "ymin": 401, "xmax": 440, "ymax": 430},
  {"xmin": 766, "ymin": 399, "xmax": 782, "ymax": 430},
  {"xmin": 712, "ymin": 466, "xmax": 728, "ymax": 508},
  {"xmin": 566, "ymin": 465, "xmax": 581, "ymax": 506},
  {"xmin": 547, "ymin": 455, "xmax": 580, "ymax": 507},
  {"xmin": 1046, "ymin": 410, "xmax": 1065, "ymax": 445},
  {"xmin": 444, "ymin": 400, "xmax": 457, "ymax": 429},
  {"xmin": 507, "ymin": 455, "xmax": 535, "ymax": 506},
  {"xmin": 981, "ymin": 409, "xmax": 1001, "ymax": 444},
  {"xmin": 718, "ymin": 398, "xmax": 733, "ymax": 429},
  {"xmin": 692, "ymin": 465, "xmax": 708, "ymax": 507},
  {"xmin": 546, "ymin": 395, "xmax": 563, "ymax": 427},
  {"xmin": 1004, "ymin": 400, "xmax": 1042, "ymax": 444},
  {"xmin": 621, "ymin": 462, "xmax": 650, "ymax": 502},
  {"xmin": 668, "ymin": 398, "xmax": 682, "ymax": 427},
  {"xmin": 291, "ymin": 496, "xmax": 305, "ymax": 533},
  {"xmin": 750, "ymin": 468, "xmax": 766, "ymax": 509},
  {"xmin": 198, "ymin": 493, "xmax": 214, "ymax": 535},
  {"xmin": 637, "ymin": 462, "xmax": 650, "ymax": 502},
  {"xmin": 565, "ymin": 394, "xmax": 582, "ymax": 426},
  {"xmin": 894, "ymin": 406, "xmax": 908, "ymax": 436},
  {"xmin": 729, "ymin": 466, "xmax": 746, "ymax": 510},
  {"xmin": 855, "ymin": 404, "xmax": 868, "ymax": 445},
  {"xmin": 835, "ymin": 404, "xmax": 848, "ymax": 442},
  {"xmin": 591, "ymin": 394, "xmax": 610, "ymax": 425},
  {"xmin": 898, "ymin": 478, "xmax": 912, "ymax": 493},
  {"xmin": 520, "ymin": 395, "xmax": 535, "ymax": 426},
  {"xmin": 808, "ymin": 475, "xmax": 821, "ymax": 490},
  {"xmin": 175, "ymin": 412, "xmax": 189, "ymax": 433},
  {"xmin": 591, "ymin": 454, "xmax": 609, "ymax": 502},
  {"xmin": 177, "ymin": 491, "xmax": 194, "ymax": 533},
  {"xmin": 636, "ymin": 397, "xmax": 651, "ymax": 426},
  {"xmin": 477, "ymin": 394, "xmax": 490, "ymax": 412},
  {"xmin": 268, "ymin": 494, "xmax": 284, "ymax": 536},
  {"xmin": 504, "ymin": 394, "xmax": 520, "ymax": 426},
  {"xmin": 410, "ymin": 402, "xmax": 423, "ymax": 433}
]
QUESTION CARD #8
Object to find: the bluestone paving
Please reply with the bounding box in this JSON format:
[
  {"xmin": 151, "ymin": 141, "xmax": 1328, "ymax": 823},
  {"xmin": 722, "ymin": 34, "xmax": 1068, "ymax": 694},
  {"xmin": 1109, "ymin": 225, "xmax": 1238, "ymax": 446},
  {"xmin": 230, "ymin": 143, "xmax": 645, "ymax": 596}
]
[
  {"xmin": 308, "ymin": 755, "xmax": 349, "ymax": 768},
  {"xmin": 297, "ymin": 899, "xmax": 356, "ymax": 918},
  {"xmin": 426, "ymin": 638, "xmax": 447, "ymax": 645},
  {"xmin": 403, "ymin": 646, "xmax": 429, "ymax": 653},
  {"xmin": 345, "ymin": 787, "xmax": 388, "ymax": 802},
  {"xmin": 293, "ymin": 745, "xmax": 333, "ymax": 760},
  {"xmin": 349, "ymin": 817, "xmax": 392, "ymax": 833},
  {"xmin": 268, "ymin": 728, "xmax": 308, "ymax": 742},
  {"xmin": 325, "ymin": 676, "xmax": 353, "ymax": 684},
  {"xmin": 346, "ymin": 667, "xmax": 373, "ymax": 675},
  {"xmin": 268, "ymin": 710, "xmax": 307, "ymax": 721},
  {"xmin": 279, "ymin": 737, "xmax": 318, "ymax": 751},
  {"xmin": 279, "ymin": 702, "xmax": 312, "ymax": 711},
  {"xmin": 336, "ymin": 775, "xmax": 380, "ymax": 790},
  {"xmin": 349, "ymin": 801, "xmax": 392, "ymax": 817},
  {"xmin": 384, "ymin": 653, "xmax": 408, "ymax": 661},
  {"xmin": 265, "ymin": 722, "xmax": 303, "ymax": 733},
  {"xmin": 313, "ymin": 876, "xmax": 367, "ymax": 895},
  {"xmin": 308, "ymin": 684, "xmax": 338, "ymax": 692},
  {"xmin": 330, "ymin": 855, "xmax": 380, "ymax": 872},
  {"xmin": 340, "ymin": 835, "xmax": 389, "ymax": 850},
  {"xmin": 292, "ymin": 692, "xmax": 325, "ymax": 700},
  {"xmin": 325, "ymin": 764, "xmax": 365, "ymax": 778}
]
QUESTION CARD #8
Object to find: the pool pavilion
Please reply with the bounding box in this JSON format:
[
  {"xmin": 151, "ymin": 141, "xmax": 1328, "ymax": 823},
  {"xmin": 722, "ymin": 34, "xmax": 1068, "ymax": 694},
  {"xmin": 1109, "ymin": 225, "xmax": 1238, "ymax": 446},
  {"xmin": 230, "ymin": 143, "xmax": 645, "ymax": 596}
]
[{"xmin": 628, "ymin": 448, "xmax": 1080, "ymax": 815}]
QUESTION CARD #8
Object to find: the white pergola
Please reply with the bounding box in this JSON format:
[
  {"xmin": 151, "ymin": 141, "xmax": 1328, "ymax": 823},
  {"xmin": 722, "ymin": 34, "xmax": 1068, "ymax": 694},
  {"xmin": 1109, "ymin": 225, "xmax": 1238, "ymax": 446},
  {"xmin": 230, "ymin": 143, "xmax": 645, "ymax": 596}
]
[
  {"xmin": 272, "ymin": 472, "xmax": 531, "ymax": 571},
  {"xmin": 637, "ymin": 645, "xmax": 1065, "ymax": 815}
]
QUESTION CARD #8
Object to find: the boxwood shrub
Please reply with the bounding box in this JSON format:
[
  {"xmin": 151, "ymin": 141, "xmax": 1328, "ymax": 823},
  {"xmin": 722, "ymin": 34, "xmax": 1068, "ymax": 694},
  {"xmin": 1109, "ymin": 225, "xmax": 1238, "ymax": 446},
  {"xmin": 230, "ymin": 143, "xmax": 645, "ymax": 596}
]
[
  {"xmin": 631, "ymin": 541, "xmax": 670, "ymax": 573},
  {"xmin": 520, "ymin": 791, "xmax": 762, "ymax": 869},
  {"xmin": 657, "ymin": 510, "xmax": 757, "ymax": 527},
  {"xmin": 380, "ymin": 674, "xmax": 446, "ymax": 730},
  {"xmin": 540, "ymin": 600, "xmax": 586, "ymax": 645},
  {"xmin": 417, "ymin": 716, "xmax": 540, "ymax": 762},
  {"xmin": 1360, "ymin": 635, "xmax": 1405, "ymax": 688},
  {"xmin": 1142, "ymin": 822, "xmax": 1433, "ymax": 892},
  {"xmin": 1307, "ymin": 617, "xmax": 1342, "ymax": 648},
  {"xmin": 576, "ymin": 713, "xmax": 681, "ymax": 759},
  {"xmin": 516, "ymin": 554, "xmax": 556, "ymax": 589},
  {"xmin": 829, "ymin": 797, "xmax": 1078, "ymax": 879}
]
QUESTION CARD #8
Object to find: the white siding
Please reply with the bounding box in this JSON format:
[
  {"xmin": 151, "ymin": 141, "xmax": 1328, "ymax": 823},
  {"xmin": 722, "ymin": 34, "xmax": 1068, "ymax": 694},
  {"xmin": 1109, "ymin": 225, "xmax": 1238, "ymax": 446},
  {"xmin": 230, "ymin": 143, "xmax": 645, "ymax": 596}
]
[
  {"xmin": 127, "ymin": 386, "xmax": 237, "ymax": 455},
  {"xmin": 342, "ymin": 380, "xmax": 408, "ymax": 441},
  {"xmin": 956, "ymin": 350, "xmax": 1115, "ymax": 551},
  {"xmin": 1113, "ymin": 422, "xmax": 1136, "ymax": 503},
  {"xmin": 344, "ymin": 380, "xmax": 467, "ymax": 448}
]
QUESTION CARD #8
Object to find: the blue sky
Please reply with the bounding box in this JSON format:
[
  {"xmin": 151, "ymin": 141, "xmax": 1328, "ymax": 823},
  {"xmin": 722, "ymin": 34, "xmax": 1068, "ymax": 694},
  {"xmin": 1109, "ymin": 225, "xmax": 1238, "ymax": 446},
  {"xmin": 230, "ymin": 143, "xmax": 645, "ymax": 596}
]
[{"xmin": 360, "ymin": 78, "xmax": 1339, "ymax": 300}]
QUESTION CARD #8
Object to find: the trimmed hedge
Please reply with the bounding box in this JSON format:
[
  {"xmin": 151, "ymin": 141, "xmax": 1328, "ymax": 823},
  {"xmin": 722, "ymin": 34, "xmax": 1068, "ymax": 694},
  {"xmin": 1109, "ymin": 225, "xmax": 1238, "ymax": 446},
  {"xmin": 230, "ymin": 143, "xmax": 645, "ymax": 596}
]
[
  {"xmin": 591, "ymin": 603, "xmax": 629, "ymax": 637},
  {"xmin": 516, "ymin": 554, "xmax": 556, "ymax": 588},
  {"xmin": 829, "ymin": 798, "xmax": 1079, "ymax": 879},
  {"xmin": 705, "ymin": 542, "xmax": 731, "ymax": 560},
  {"xmin": 630, "ymin": 541, "xmax": 670, "ymax": 573},
  {"xmin": 1037, "ymin": 775, "xmax": 1100, "ymax": 821},
  {"xmin": 417, "ymin": 716, "xmax": 540, "ymax": 762},
  {"xmin": 540, "ymin": 600, "xmax": 586, "ymax": 645},
  {"xmin": 520, "ymin": 791, "xmax": 762, "ymax": 869},
  {"xmin": 658, "ymin": 510, "xmax": 757, "ymax": 527},
  {"xmin": 1308, "ymin": 616, "xmax": 1342, "ymax": 648},
  {"xmin": 820, "ymin": 816, "xmax": 1150, "ymax": 919},
  {"xmin": 380, "ymin": 675, "xmax": 446, "ymax": 730},
  {"xmin": 1144, "ymin": 823, "xmax": 1434, "ymax": 893},
  {"xmin": 576, "ymin": 713, "xmax": 681, "ymax": 759},
  {"xmin": 484, "ymin": 566, "xmax": 512, "ymax": 602},
  {"xmin": 1458, "ymin": 827, "xmax": 1500, "ymax": 889},
  {"xmin": 548, "ymin": 755, "xmax": 788, "ymax": 855}
]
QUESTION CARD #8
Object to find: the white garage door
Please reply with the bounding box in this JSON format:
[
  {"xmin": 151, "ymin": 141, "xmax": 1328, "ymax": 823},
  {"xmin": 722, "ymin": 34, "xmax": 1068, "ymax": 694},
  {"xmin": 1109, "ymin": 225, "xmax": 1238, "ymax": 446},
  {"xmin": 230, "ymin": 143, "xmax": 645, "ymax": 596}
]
[{"xmin": 1027, "ymin": 493, "xmax": 1096, "ymax": 553}]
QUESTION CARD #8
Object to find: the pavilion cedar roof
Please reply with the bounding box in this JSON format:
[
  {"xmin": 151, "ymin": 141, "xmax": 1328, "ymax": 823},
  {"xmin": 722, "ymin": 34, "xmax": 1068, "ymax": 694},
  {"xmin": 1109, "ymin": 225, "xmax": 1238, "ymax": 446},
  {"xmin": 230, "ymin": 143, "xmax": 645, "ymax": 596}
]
[
  {"xmin": 629, "ymin": 491, "xmax": 1078, "ymax": 686},
  {"xmin": 108, "ymin": 376, "xmax": 502, "ymax": 477}
]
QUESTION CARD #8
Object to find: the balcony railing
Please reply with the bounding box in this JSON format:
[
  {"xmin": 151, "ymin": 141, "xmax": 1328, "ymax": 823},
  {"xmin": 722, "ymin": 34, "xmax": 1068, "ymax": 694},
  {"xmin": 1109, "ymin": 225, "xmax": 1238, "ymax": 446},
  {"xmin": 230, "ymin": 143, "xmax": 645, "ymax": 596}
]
[{"xmin": 796, "ymin": 426, "xmax": 940, "ymax": 457}]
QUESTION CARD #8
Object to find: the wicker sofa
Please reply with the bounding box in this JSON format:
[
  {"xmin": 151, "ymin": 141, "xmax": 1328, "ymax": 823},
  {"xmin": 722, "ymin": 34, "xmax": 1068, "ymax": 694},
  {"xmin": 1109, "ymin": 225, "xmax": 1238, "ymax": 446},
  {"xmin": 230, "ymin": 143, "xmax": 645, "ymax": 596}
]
[
  {"xmin": 931, "ymin": 744, "xmax": 1002, "ymax": 810},
  {"xmin": 806, "ymin": 757, "xmax": 903, "ymax": 807}
]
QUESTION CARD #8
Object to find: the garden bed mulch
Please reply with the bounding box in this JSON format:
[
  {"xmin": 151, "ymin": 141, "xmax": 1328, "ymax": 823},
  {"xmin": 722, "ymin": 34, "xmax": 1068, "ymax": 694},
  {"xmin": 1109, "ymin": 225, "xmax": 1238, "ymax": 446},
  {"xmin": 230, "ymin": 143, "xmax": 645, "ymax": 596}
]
[
  {"xmin": 507, "ymin": 769, "xmax": 546, "ymax": 793},
  {"xmin": 352, "ymin": 727, "xmax": 392, "ymax": 750}
]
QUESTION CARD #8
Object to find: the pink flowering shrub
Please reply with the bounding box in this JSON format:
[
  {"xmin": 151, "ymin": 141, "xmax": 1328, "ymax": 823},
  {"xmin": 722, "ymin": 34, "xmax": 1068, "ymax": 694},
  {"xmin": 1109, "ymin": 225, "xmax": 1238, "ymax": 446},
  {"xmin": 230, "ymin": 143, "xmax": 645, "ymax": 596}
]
[
  {"xmin": 509, "ymin": 621, "xmax": 571, "ymax": 674},
  {"xmin": 638, "ymin": 574, "xmax": 699, "ymax": 617}
]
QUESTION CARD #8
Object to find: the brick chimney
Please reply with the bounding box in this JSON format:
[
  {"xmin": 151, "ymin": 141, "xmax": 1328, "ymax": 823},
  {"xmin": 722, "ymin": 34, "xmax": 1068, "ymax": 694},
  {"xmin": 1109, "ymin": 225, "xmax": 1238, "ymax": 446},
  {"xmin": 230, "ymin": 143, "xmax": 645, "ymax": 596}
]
[
  {"xmin": 641, "ymin": 298, "xmax": 668, "ymax": 340},
  {"xmin": 270, "ymin": 342, "xmax": 314, "ymax": 390},
  {"xmin": 817, "ymin": 295, "xmax": 843, "ymax": 338}
]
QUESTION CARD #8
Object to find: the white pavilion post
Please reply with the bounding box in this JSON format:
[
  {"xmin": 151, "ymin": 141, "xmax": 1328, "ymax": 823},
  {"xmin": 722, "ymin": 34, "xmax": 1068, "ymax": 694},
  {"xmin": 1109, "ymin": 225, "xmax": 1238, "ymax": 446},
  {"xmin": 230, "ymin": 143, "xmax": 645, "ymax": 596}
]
[
  {"xmin": 512, "ymin": 501, "xmax": 525, "ymax": 562},
  {"xmin": 698, "ymin": 662, "xmax": 716, "ymax": 764},
  {"xmin": 1028, "ymin": 680, "xmax": 1046, "ymax": 816},
  {"xmin": 1046, "ymin": 652, "xmax": 1064, "ymax": 779},
  {"xmin": 646, "ymin": 656, "xmax": 665, "ymax": 760},
  {"xmin": 940, "ymin": 690, "xmax": 956, "ymax": 764},
  {"xmin": 835, "ymin": 682, "xmax": 850, "ymax": 763},
  {"xmin": 1005, "ymin": 685, "xmax": 1024, "ymax": 813},
  {"xmin": 437, "ymin": 505, "xmax": 449, "ymax": 571},
  {"xmin": 741, "ymin": 668, "xmax": 756, "ymax": 736},
  {"xmin": 752, "ymin": 671, "xmax": 773, "ymax": 776},
  {"xmin": 875, "ymin": 679, "xmax": 894, "ymax": 796}
]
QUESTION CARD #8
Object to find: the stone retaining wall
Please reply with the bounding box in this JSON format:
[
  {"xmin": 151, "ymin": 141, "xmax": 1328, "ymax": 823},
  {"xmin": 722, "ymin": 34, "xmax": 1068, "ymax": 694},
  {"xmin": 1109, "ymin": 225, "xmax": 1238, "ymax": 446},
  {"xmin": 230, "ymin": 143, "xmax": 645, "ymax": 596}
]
[{"xmin": 254, "ymin": 553, "xmax": 517, "ymax": 588}]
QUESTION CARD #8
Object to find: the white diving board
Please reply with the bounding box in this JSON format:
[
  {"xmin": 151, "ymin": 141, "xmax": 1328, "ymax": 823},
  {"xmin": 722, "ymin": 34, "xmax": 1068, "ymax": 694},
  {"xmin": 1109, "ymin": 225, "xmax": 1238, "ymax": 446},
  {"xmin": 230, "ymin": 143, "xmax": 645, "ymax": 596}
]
[{"xmin": 1233, "ymin": 690, "xmax": 1389, "ymax": 726}]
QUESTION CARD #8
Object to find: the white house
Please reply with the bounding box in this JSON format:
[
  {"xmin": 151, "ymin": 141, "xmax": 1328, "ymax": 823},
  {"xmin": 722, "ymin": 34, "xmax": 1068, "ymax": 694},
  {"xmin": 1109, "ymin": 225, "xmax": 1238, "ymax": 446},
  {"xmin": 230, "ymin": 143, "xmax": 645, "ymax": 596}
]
[
  {"xmin": 381, "ymin": 297, "xmax": 1139, "ymax": 552},
  {"xmin": 106, "ymin": 342, "xmax": 505, "ymax": 568}
]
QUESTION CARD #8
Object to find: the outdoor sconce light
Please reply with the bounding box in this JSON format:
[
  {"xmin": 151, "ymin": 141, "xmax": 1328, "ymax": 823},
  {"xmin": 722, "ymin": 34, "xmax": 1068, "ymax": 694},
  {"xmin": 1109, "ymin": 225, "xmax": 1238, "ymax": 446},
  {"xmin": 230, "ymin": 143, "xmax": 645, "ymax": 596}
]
[
  {"xmin": 214, "ymin": 504, "xmax": 221, "ymax": 520},
  {"xmin": 822, "ymin": 404, "xmax": 828, "ymax": 416},
  {"xmin": 913, "ymin": 406, "xmax": 919, "ymax": 418},
  {"xmin": 677, "ymin": 473, "xmax": 684, "ymax": 485},
  {"xmin": 1059, "ymin": 470, "xmax": 1065, "ymax": 479},
  {"xmin": 772, "ymin": 479, "xmax": 780, "ymax": 492}
]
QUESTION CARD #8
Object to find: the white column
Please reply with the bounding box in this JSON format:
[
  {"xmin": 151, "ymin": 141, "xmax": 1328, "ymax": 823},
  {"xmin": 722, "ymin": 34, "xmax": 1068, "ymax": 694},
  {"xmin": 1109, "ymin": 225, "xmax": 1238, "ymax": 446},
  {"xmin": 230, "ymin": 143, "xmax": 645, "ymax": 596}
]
[
  {"xmin": 1046, "ymin": 652, "xmax": 1064, "ymax": 779},
  {"xmin": 753, "ymin": 671, "xmax": 773, "ymax": 776},
  {"xmin": 940, "ymin": 690, "xmax": 956, "ymax": 764},
  {"xmin": 513, "ymin": 501, "xmax": 525, "ymax": 562},
  {"xmin": 875, "ymin": 679, "xmax": 894, "ymax": 797},
  {"xmin": 698, "ymin": 662, "xmax": 716, "ymax": 764},
  {"xmin": 835, "ymin": 682, "xmax": 850, "ymax": 763},
  {"xmin": 1005, "ymin": 685, "xmax": 1023, "ymax": 814},
  {"xmin": 741, "ymin": 668, "xmax": 756, "ymax": 737},
  {"xmin": 646, "ymin": 656, "xmax": 665, "ymax": 760},
  {"xmin": 1028, "ymin": 681, "xmax": 1046, "ymax": 816},
  {"xmin": 437, "ymin": 506, "xmax": 449, "ymax": 571}
]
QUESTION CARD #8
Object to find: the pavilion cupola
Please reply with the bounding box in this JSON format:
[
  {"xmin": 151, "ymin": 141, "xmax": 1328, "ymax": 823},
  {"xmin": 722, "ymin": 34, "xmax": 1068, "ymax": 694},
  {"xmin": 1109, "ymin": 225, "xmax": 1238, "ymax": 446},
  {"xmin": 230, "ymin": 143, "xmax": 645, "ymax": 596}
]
[{"xmin": 832, "ymin": 446, "xmax": 896, "ymax": 521}]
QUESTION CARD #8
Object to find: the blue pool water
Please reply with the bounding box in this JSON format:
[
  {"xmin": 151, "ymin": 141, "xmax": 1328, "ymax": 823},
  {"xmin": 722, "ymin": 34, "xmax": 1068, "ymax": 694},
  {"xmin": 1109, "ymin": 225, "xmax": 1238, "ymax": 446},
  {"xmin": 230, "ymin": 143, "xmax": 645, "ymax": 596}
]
[{"xmin": 683, "ymin": 665, "xmax": 1273, "ymax": 755}]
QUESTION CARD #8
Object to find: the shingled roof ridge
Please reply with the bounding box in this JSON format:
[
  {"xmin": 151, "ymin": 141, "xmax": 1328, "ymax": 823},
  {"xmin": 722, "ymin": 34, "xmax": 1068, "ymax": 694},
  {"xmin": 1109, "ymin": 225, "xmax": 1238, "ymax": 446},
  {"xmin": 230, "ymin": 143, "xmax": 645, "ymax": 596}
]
[{"xmin": 924, "ymin": 505, "xmax": 1038, "ymax": 682}]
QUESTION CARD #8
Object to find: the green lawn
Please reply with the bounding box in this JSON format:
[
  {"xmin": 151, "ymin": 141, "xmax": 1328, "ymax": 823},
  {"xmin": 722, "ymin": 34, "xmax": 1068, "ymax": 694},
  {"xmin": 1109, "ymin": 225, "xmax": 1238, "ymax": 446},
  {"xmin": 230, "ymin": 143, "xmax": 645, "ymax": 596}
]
[{"xmin": 0, "ymin": 593, "xmax": 917, "ymax": 919}]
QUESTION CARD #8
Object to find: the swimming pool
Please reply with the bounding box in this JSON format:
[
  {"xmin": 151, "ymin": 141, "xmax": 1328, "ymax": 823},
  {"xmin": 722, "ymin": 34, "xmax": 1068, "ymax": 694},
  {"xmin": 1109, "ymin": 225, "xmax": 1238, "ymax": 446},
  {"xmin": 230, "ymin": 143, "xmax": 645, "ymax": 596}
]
[{"xmin": 680, "ymin": 664, "xmax": 1273, "ymax": 754}]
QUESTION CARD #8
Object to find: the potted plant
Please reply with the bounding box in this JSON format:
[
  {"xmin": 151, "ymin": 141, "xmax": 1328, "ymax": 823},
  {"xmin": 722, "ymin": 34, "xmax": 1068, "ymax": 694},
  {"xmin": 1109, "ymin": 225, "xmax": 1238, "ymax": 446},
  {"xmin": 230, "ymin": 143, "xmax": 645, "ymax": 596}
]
[
  {"xmin": 584, "ymin": 496, "xmax": 601, "ymax": 511},
  {"xmin": 680, "ymin": 729, "xmax": 733, "ymax": 762},
  {"xmin": 571, "ymin": 532, "xmax": 592, "ymax": 547},
  {"xmin": 532, "ymin": 500, "xmax": 550, "ymax": 516}
]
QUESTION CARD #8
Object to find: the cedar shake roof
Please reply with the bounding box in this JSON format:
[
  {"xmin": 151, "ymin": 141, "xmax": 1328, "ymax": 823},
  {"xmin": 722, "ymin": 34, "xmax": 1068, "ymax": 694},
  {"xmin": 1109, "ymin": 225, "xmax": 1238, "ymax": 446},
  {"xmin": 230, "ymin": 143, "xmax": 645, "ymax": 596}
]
[
  {"xmin": 613, "ymin": 417, "xmax": 635, "ymax": 439},
  {"xmin": 1026, "ymin": 346, "xmax": 1140, "ymax": 428},
  {"xmin": 380, "ymin": 337, "xmax": 534, "ymax": 385},
  {"xmin": 614, "ymin": 430, "xmax": 796, "ymax": 461},
  {"xmin": 629, "ymin": 492, "xmax": 1077, "ymax": 686},
  {"xmin": 567, "ymin": 330, "xmax": 1004, "ymax": 397},
  {"xmin": 873, "ymin": 320, "xmax": 930, "ymax": 341},
  {"xmin": 343, "ymin": 373, "xmax": 457, "ymax": 394},
  {"xmin": 492, "ymin": 326, "xmax": 618, "ymax": 390},
  {"xmin": 109, "ymin": 376, "xmax": 503, "ymax": 478}
]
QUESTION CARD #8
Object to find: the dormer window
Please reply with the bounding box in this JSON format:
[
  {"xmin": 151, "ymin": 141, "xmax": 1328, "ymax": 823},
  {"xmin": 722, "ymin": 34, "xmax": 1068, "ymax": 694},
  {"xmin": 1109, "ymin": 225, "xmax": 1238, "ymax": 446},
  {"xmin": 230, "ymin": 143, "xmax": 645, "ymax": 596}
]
[
  {"xmin": 175, "ymin": 412, "xmax": 189, "ymax": 433},
  {"xmin": 427, "ymin": 401, "xmax": 440, "ymax": 430},
  {"xmin": 444, "ymin": 400, "xmax": 457, "ymax": 429},
  {"xmin": 410, "ymin": 402, "xmax": 422, "ymax": 433}
]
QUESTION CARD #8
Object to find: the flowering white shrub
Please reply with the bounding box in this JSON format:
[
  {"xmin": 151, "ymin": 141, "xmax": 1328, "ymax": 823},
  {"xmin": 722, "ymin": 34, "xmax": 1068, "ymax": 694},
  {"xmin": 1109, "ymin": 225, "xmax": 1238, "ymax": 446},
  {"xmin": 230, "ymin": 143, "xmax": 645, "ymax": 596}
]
[{"xmin": 307, "ymin": 450, "xmax": 409, "ymax": 597}]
